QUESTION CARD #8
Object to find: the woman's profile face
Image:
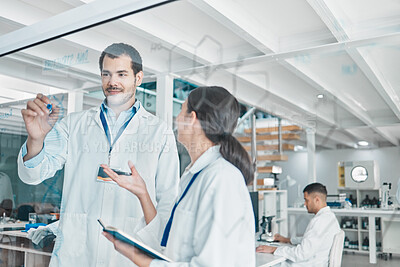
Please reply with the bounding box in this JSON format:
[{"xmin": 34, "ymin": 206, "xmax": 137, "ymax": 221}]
[{"xmin": 176, "ymin": 100, "xmax": 192, "ymax": 146}]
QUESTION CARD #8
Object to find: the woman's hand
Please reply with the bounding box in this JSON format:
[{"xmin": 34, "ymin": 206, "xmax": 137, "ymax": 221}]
[
  {"xmin": 102, "ymin": 232, "xmax": 153, "ymax": 267},
  {"xmin": 101, "ymin": 161, "xmax": 157, "ymax": 224},
  {"xmin": 101, "ymin": 161, "xmax": 148, "ymax": 199}
]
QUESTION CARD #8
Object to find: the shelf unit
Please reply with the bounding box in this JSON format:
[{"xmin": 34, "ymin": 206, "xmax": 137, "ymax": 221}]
[
  {"xmin": 343, "ymin": 248, "xmax": 370, "ymax": 254},
  {"xmin": 237, "ymin": 123, "xmax": 302, "ymax": 187},
  {"xmin": 337, "ymin": 188, "xmax": 380, "ymax": 208},
  {"xmin": 260, "ymin": 190, "xmax": 288, "ymax": 237},
  {"xmin": 0, "ymin": 230, "xmax": 52, "ymax": 266},
  {"xmin": 338, "ymin": 216, "xmax": 382, "ymax": 253},
  {"xmin": 382, "ymin": 218, "xmax": 400, "ymax": 256},
  {"xmin": 337, "ymin": 188, "xmax": 383, "ymax": 254},
  {"xmin": 343, "ymin": 228, "xmax": 357, "ymax": 232}
]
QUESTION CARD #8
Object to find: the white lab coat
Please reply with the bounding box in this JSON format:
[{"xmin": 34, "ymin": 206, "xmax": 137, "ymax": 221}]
[
  {"xmin": 150, "ymin": 145, "xmax": 255, "ymax": 267},
  {"xmin": 274, "ymin": 206, "xmax": 340, "ymax": 266},
  {"xmin": 17, "ymin": 104, "xmax": 179, "ymax": 267},
  {"xmin": 0, "ymin": 172, "xmax": 13, "ymax": 206}
]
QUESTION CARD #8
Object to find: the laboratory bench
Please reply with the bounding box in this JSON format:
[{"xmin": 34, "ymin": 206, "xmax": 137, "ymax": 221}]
[
  {"xmin": 1, "ymin": 222, "xmax": 288, "ymax": 266},
  {"xmin": 288, "ymin": 207, "xmax": 400, "ymax": 264},
  {"xmin": 256, "ymin": 239, "xmax": 292, "ymax": 266},
  {"xmin": 0, "ymin": 223, "xmax": 52, "ymax": 267},
  {"xmin": 256, "ymin": 252, "xmax": 286, "ymax": 267}
]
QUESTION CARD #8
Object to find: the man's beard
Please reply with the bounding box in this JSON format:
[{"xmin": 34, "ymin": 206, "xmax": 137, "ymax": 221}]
[{"xmin": 105, "ymin": 88, "xmax": 134, "ymax": 106}]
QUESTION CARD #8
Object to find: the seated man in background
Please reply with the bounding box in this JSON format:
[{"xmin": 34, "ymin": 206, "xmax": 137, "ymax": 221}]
[
  {"xmin": 0, "ymin": 172, "xmax": 13, "ymax": 217},
  {"xmin": 257, "ymin": 182, "xmax": 340, "ymax": 266}
]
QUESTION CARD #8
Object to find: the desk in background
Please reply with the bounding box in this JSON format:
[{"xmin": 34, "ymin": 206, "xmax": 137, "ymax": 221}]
[
  {"xmin": 256, "ymin": 240, "xmax": 290, "ymax": 266},
  {"xmin": 257, "ymin": 252, "xmax": 286, "ymax": 267},
  {"xmin": 0, "ymin": 222, "xmax": 26, "ymax": 231},
  {"xmin": 3, "ymin": 224, "xmax": 286, "ymax": 266},
  {"xmin": 0, "ymin": 225, "xmax": 53, "ymax": 267}
]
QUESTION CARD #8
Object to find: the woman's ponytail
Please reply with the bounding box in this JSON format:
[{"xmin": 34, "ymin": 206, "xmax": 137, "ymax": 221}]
[
  {"xmin": 219, "ymin": 134, "xmax": 254, "ymax": 185},
  {"xmin": 187, "ymin": 86, "xmax": 254, "ymax": 185}
]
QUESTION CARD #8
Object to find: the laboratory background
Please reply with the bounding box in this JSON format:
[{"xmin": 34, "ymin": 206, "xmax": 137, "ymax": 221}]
[{"xmin": 0, "ymin": 0, "xmax": 400, "ymax": 266}]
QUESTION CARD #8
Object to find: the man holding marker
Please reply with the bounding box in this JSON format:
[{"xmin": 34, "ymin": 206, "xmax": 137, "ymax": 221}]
[
  {"xmin": 18, "ymin": 43, "xmax": 180, "ymax": 266},
  {"xmin": 46, "ymin": 103, "xmax": 52, "ymax": 113}
]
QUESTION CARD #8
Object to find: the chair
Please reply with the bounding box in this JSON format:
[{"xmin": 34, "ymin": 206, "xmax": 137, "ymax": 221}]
[
  {"xmin": 0, "ymin": 199, "xmax": 13, "ymax": 217},
  {"xmin": 16, "ymin": 204, "xmax": 35, "ymax": 221},
  {"xmin": 329, "ymin": 230, "xmax": 345, "ymax": 267}
]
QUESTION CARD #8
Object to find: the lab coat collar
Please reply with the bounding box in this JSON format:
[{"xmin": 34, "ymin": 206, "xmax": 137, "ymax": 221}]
[
  {"xmin": 185, "ymin": 145, "xmax": 222, "ymax": 175},
  {"xmin": 94, "ymin": 100, "xmax": 150, "ymax": 130},
  {"xmin": 316, "ymin": 206, "xmax": 331, "ymax": 217},
  {"xmin": 100, "ymin": 98, "xmax": 140, "ymax": 115}
]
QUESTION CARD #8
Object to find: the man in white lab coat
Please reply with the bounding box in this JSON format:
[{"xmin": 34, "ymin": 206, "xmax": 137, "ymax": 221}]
[
  {"xmin": 0, "ymin": 172, "xmax": 13, "ymax": 216},
  {"xmin": 17, "ymin": 43, "xmax": 179, "ymax": 266},
  {"xmin": 257, "ymin": 182, "xmax": 340, "ymax": 266}
]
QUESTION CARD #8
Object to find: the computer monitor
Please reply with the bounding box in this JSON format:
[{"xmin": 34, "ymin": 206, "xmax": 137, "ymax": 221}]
[{"xmin": 249, "ymin": 191, "xmax": 259, "ymax": 232}]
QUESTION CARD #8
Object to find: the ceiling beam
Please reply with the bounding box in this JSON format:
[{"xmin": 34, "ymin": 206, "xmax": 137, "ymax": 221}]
[
  {"xmin": 0, "ymin": 0, "xmax": 176, "ymax": 57},
  {"xmin": 189, "ymin": 0, "xmax": 366, "ymax": 147},
  {"xmin": 89, "ymin": 0, "xmax": 363, "ymax": 148},
  {"xmin": 0, "ymin": 1, "xmax": 180, "ymax": 76},
  {"xmin": 8, "ymin": 53, "xmax": 100, "ymax": 84},
  {"xmin": 119, "ymin": 10, "xmax": 351, "ymax": 129},
  {"xmin": 189, "ymin": 0, "xmax": 277, "ymax": 52},
  {"xmin": 0, "ymin": 55, "xmax": 92, "ymax": 92},
  {"xmin": 174, "ymin": 63, "xmax": 359, "ymax": 149},
  {"xmin": 306, "ymin": 0, "xmax": 399, "ymax": 146},
  {"xmin": 0, "ymin": 0, "xmax": 391, "ymax": 148},
  {"xmin": 190, "ymin": 0, "xmax": 399, "ymax": 146}
]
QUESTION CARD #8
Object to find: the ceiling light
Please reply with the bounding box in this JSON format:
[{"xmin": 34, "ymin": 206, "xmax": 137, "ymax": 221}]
[
  {"xmin": 317, "ymin": 94, "xmax": 324, "ymax": 99},
  {"xmin": 357, "ymin": 141, "xmax": 369, "ymax": 146}
]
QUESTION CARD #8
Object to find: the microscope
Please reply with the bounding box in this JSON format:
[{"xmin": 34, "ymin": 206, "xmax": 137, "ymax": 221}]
[
  {"xmin": 258, "ymin": 215, "xmax": 275, "ymax": 242},
  {"xmin": 258, "ymin": 192, "xmax": 277, "ymax": 242},
  {"xmin": 381, "ymin": 182, "xmax": 392, "ymax": 209}
]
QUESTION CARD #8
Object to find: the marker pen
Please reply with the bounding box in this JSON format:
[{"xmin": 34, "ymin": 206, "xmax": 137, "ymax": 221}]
[{"xmin": 47, "ymin": 103, "xmax": 52, "ymax": 114}]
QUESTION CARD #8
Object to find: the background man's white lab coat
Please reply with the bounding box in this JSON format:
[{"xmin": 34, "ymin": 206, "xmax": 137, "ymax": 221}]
[
  {"xmin": 0, "ymin": 172, "xmax": 13, "ymax": 208},
  {"xmin": 18, "ymin": 104, "xmax": 179, "ymax": 267},
  {"xmin": 274, "ymin": 206, "xmax": 340, "ymax": 266}
]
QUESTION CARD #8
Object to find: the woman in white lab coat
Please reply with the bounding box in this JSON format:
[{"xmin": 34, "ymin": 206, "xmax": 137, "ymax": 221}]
[{"xmin": 102, "ymin": 86, "xmax": 256, "ymax": 266}]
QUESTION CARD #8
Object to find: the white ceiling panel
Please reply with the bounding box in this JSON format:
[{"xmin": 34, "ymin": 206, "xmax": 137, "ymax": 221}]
[
  {"xmin": 358, "ymin": 42, "xmax": 400, "ymax": 100},
  {"xmin": 290, "ymin": 51, "xmax": 393, "ymax": 112},
  {"xmin": 331, "ymin": 0, "xmax": 400, "ymax": 38},
  {"xmin": 0, "ymin": 0, "xmax": 399, "ymax": 149}
]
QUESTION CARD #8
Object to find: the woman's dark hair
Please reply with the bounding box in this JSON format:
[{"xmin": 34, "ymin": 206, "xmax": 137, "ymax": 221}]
[
  {"xmin": 99, "ymin": 43, "xmax": 142, "ymax": 74},
  {"xmin": 187, "ymin": 86, "xmax": 254, "ymax": 185}
]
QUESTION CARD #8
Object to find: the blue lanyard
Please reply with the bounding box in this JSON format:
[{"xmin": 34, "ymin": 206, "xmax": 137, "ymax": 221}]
[
  {"xmin": 161, "ymin": 170, "xmax": 202, "ymax": 247},
  {"xmin": 100, "ymin": 108, "xmax": 136, "ymax": 154}
]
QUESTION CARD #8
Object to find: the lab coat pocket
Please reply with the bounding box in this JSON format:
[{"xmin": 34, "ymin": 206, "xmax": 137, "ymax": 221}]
[
  {"xmin": 173, "ymin": 209, "xmax": 196, "ymax": 260},
  {"xmin": 58, "ymin": 213, "xmax": 87, "ymax": 257}
]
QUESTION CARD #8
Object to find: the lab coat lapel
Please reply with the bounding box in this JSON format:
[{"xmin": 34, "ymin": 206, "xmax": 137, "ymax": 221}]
[
  {"xmin": 123, "ymin": 107, "xmax": 143, "ymax": 135},
  {"xmin": 93, "ymin": 107, "xmax": 104, "ymax": 130},
  {"xmin": 180, "ymin": 146, "xmax": 221, "ymax": 192}
]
